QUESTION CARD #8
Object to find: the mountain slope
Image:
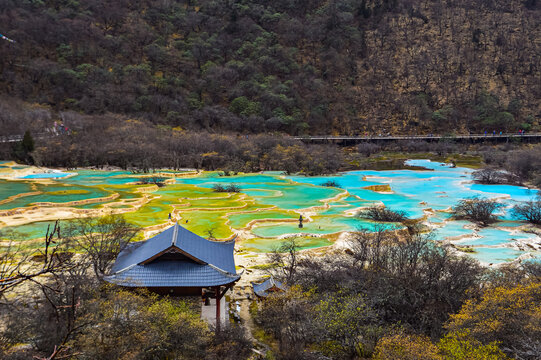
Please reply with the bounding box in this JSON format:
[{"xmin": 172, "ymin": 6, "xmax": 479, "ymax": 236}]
[{"xmin": 0, "ymin": 0, "xmax": 539, "ymax": 135}]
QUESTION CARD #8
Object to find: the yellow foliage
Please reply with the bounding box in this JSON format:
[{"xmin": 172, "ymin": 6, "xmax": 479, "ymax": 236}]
[
  {"xmin": 446, "ymin": 281, "xmax": 541, "ymax": 355},
  {"xmin": 202, "ymin": 151, "xmax": 219, "ymax": 157},
  {"xmin": 438, "ymin": 330, "xmax": 509, "ymax": 360},
  {"xmin": 373, "ymin": 333, "xmax": 442, "ymax": 360}
]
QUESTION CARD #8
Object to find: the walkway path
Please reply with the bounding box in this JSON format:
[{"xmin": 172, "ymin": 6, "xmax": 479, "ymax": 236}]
[
  {"xmin": 0, "ymin": 133, "xmax": 50, "ymax": 143},
  {"xmin": 295, "ymin": 133, "xmax": 541, "ymax": 144}
]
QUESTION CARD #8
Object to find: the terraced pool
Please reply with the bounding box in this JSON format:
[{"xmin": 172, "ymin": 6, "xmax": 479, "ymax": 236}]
[{"xmin": 0, "ymin": 160, "xmax": 539, "ymax": 264}]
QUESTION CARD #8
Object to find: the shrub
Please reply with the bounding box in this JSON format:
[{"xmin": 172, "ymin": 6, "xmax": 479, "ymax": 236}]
[
  {"xmin": 511, "ymin": 199, "xmax": 541, "ymax": 225},
  {"xmin": 472, "ymin": 168, "xmax": 518, "ymax": 185},
  {"xmin": 357, "ymin": 142, "xmax": 381, "ymax": 157},
  {"xmin": 373, "ymin": 333, "xmax": 441, "ymax": 360},
  {"xmin": 212, "ymin": 183, "xmax": 241, "ymax": 192},
  {"xmin": 315, "ymin": 293, "xmax": 379, "ymax": 358},
  {"xmin": 225, "ymin": 184, "xmax": 241, "ymax": 192},
  {"xmin": 438, "ymin": 330, "xmax": 509, "ymax": 360},
  {"xmin": 445, "ymin": 282, "xmax": 541, "ymax": 359},
  {"xmin": 359, "ymin": 206, "xmax": 409, "ymax": 222},
  {"xmin": 139, "ymin": 176, "xmax": 166, "ymax": 187},
  {"xmin": 452, "ymin": 197, "xmax": 503, "ymax": 226},
  {"xmin": 212, "ymin": 184, "xmax": 225, "ymax": 192},
  {"xmin": 320, "ymin": 180, "xmax": 341, "ymax": 188},
  {"xmin": 505, "ymin": 148, "xmax": 541, "ymax": 181}
]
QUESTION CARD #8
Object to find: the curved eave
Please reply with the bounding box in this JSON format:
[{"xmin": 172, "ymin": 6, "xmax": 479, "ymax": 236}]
[
  {"xmin": 105, "ymin": 274, "xmax": 241, "ymax": 288},
  {"xmin": 104, "ymin": 261, "xmax": 240, "ymax": 288}
]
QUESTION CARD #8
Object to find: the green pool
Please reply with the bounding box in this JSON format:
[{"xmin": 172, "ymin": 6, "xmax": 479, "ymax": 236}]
[{"xmin": 0, "ymin": 161, "xmax": 539, "ymax": 263}]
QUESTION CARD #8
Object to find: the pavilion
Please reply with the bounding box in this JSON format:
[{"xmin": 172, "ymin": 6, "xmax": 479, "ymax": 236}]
[
  {"xmin": 105, "ymin": 222, "xmax": 240, "ymax": 330},
  {"xmin": 252, "ymin": 276, "xmax": 286, "ymax": 298}
]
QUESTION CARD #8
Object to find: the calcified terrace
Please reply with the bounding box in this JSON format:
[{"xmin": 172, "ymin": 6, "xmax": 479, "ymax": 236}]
[{"xmin": 0, "ymin": 160, "xmax": 539, "ymax": 264}]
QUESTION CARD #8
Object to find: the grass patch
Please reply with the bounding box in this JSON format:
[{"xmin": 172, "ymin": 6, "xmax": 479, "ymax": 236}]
[
  {"xmin": 455, "ymin": 246, "xmax": 476, "ymax": 253},
  {"xmin": 445, "ymin": 154, "xmax": 484, "ymax": 169},
  {"xmin": 249, "ymin": 263, "xmax": 279, "ymax": 270},
  {"xmin": 252, "ymin": 327, "xmax": 277, "ymax": 349}
]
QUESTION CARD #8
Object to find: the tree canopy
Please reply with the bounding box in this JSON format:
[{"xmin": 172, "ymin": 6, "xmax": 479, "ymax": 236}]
[{"xmin": 0, "ymin": 0, "xmax": 539, "ymax": 136}]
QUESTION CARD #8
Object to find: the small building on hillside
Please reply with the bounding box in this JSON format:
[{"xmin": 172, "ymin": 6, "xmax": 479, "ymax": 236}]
[
  {"xmin": 252, "ymin": 277, "xmax": 286, "ymax": 298},
  {"xmin": 105, "ymin": 222, "xmax": 240, "ymax": 329}
]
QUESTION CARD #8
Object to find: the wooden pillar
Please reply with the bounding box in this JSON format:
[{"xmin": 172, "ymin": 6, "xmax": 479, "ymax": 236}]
[{"xmin": 215, "ymin": 286, "xmax": 221, "ymax": 332}]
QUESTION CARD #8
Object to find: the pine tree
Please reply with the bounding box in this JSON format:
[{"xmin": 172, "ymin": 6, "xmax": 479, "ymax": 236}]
[{"xmin": 22, "ymin": 130, "xmax": 34, "ymax": 154}]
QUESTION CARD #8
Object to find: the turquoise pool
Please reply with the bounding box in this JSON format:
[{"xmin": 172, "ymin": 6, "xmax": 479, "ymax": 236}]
[{"xmin": 0, "ymin": 160, "xmax": 539, "ymax": 263}]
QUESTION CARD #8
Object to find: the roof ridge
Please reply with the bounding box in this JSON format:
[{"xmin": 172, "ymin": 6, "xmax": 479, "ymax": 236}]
[
  {"xmin": 108, "ymin": 263, "xmax": 138, "ymax": 276},
  {"xmin": 207, "ymin": 263, "xmax": 239, "ymax": 279},
  {"xmin": 171, "ymin": 222, "xmax": 179, "ymax": 246}
]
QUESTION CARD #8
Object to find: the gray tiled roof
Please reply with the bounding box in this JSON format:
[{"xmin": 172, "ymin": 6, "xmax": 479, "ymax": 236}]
[
  {"xmin": 252, "ymin": 277, "xmax": 286, "ymax": 297},
  {"xmin": 111, "ymin": 223, "xmax": 236, "ymax": 273},
  {"xmin": 174, "ymin": 224, "xmax": 236, "ymax": 274},
  {"xmin": 105, "ymin": 261, "xmax": 240, "ymax": 287},
  {"xmin": 110, "ymin": 225, "xmax": 176, "ymax": 273},
  {"xmin": 107, "ymin": 223, "xmax": 239, "ymax": 288}
]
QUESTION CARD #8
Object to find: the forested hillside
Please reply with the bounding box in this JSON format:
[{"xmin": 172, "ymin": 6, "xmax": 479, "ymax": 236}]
[{"xmin": 0, "ymin": 0, "xmax": 539, "ymax": 135}]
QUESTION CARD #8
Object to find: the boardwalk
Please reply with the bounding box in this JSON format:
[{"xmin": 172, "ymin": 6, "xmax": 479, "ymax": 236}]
[
  {"xmin": 0, "ymin": 133, "xmax": 50, "ymax": 143},
  {"xmin": 3, "ymin": 132, "xmax": 541, "ymax": 144},
  {"xmin": 295, "ymin": 133, "xmax": 541, "ymax": 144}
]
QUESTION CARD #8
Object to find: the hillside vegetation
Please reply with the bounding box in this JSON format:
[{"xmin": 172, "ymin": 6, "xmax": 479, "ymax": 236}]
[{"xmin": 1, "ymin": 0, "xmax": 539, "ymax": 135}]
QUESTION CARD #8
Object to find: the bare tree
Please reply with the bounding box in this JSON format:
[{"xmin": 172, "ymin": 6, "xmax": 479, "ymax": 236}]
[
  {"xmin": 348, "ymin": 224, "xmax": 397, "ymax": 270},
  {"xmin": 268, "ymin": 238, "xmax": 301, "ymax": 285},
  {"xmin": 452, "ymin": 197, "xmax": 504, "ymax": 226},
  {"xmin": 64, "ymin": 215, "xmax": 139, "ymax": 280},
  {"xmin": 472, "ymin": 167, "xmax": 518, "ymax": 185},
  {"xmin": 0, "ymin": 221, "xmax": 72, "ymax": 297},
  {"xmin": 512, "ymin": 199, "xmax": 541, "ymax": 225},
  {"xmin": 358, "ymin": 206, "xmax": 409, "ymax": 223}
]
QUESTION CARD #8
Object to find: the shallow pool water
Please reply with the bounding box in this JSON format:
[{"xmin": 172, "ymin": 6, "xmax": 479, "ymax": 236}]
[
  {"xmin": 1, "ymin": 221, "xmax": 58, "ymax": 241},
  {"xmin": 251, "ymin": 216, "xmax": 390, "ymax": 238},
  {"xmin": 433, "ymin": 221, "xmax": 474, "ymax": 239},
  {"xmin": 241, "ymin": 236, "xmax": 333, "ymax": 252},
  {"xmin": 227, "ymin": 210, "xmax": 296, "ymax": 229},
  {"xmin": 19, "ymin": 172, "xmax": 76, "ymax": 179},
  {"xmin": 0, "ymin": 184, "xmax": 113, "ymax": 209},
  {"xmin": 471, "ymin": 247, "xmax": 528, "ymax": 264},
  {"xmin": 0, "ymin": 161, "xmax": 539, "ymax": 263},
  {"xmin": 0, "ymin": 180, "xmax": 34, "ymax": 202}
]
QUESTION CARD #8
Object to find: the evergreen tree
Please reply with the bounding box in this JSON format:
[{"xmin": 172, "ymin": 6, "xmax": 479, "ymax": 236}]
[
  {"xmin": 12, "ymin": 130, "xmax": 34, "ymax": 164},
  {"xmin": 22, "ymin": 130, "xmax": 34, "ymax": 154}
]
